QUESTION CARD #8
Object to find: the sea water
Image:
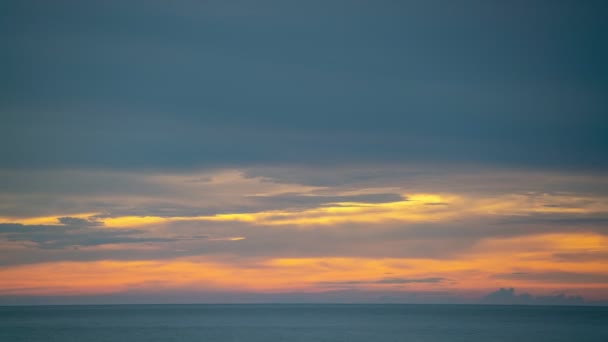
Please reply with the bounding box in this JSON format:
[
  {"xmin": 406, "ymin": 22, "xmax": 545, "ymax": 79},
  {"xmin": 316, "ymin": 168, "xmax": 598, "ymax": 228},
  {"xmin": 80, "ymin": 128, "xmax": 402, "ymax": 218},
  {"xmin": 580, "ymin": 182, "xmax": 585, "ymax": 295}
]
[{"xmin": 1, "ymin": 304, "xmax": 606, "ymax": 342}]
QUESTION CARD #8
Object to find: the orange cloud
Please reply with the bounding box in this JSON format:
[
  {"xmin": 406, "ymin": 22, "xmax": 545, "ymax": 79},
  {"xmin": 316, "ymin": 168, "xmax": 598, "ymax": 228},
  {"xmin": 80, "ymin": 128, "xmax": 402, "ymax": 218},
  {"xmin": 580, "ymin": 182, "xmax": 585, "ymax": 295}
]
[{"xmin": 1, "ymin": 231, "xmax": 606, "ymax": 298}]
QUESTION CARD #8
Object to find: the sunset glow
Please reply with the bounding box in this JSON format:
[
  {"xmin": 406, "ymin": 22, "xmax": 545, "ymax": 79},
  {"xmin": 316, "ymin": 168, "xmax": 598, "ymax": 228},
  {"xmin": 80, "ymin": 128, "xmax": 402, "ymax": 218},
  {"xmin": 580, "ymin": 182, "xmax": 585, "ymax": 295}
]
[{"xmin": 2, "ymin": 0, "xmax": 607, "ymax": 306}]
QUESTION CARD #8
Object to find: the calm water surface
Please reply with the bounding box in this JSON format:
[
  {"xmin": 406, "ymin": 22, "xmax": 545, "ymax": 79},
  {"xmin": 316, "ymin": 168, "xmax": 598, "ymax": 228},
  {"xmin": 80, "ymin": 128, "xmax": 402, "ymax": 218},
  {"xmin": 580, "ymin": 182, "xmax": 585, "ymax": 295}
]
[{"xmin": 1, "ymin": 304, "xmax": 606, "ymax": 342}]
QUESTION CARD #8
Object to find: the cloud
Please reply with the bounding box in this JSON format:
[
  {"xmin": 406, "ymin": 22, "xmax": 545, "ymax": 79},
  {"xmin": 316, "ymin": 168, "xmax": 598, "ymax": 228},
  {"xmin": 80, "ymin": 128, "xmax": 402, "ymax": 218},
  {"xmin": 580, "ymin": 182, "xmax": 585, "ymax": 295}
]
[
  {"xmin": 1, "ymin": 0, "xmax": 608, "ymax": 304},
  {"xmin": 551, "ymin": 251, "xmax": 608, "ymax": 262},
  {"xmin": 493, "ymin": 272, "xmax": 608, "ymax": 284},
  {"xmin": 3, "ymin": 167, "xmax": 608, "ymax": 226},
  {"xmin": 2, "ymin": 0, "xmax": 607, "ymax": 170},
  {"xmin": 1, "ymin": 200, "xmax": 607, "ymax": 266},
  {"xmin": 246, "ymin": 192, "xmax": 405, "ymax": 209},
  {"xmin": 481, "ymin": 288, "xmax": 585, "ymax": 306},
  {"xmin": 0, "ymin": 222, "xmax": 176, "ymax": 250},
  {"xmin": 317, "ymin": 277, "xmax": 446, "ymax": 286},
  {"xmin": 57, "ymin": 216, "xmax": 101, "ymax": 227}
]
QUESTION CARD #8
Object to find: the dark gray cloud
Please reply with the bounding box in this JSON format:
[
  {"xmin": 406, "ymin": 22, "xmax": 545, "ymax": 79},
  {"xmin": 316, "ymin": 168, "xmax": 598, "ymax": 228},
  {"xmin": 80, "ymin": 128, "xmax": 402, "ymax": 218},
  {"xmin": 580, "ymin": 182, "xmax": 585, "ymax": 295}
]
[
  {"xmin": 57, "ymin": 216, "xmax": 101, "ymax": 227},
  {"xmin": 317, "ymin": 277, "xmax": 446, "ymax": 286},
  {"xmin": 0, "ymin": 220, "xmax": 176, "ymax": 250},
  {"xmin": 2, "ymin": 0, "xmax": 607, "ymax": 170},
  {"xmin": 481, "ymin": 287, "xmax": 586, "ymax": 305},
  {"xmin": 493, "ymin": 272, "xmax": 608, "ymax": 284},
  {"xmin": 243, "ymin": 166, "xmax": 608, "ymax": 197},
  {"xmin": 246, "ymin": 193, "xmax": 404, "ymax": 209},
  {"xmin": 496, "ymin": 214, "xmax": 608, "ymax": 228},
  {"xmin": 552, "ymin": 251, "xmax": 608, "ymax": 262}
]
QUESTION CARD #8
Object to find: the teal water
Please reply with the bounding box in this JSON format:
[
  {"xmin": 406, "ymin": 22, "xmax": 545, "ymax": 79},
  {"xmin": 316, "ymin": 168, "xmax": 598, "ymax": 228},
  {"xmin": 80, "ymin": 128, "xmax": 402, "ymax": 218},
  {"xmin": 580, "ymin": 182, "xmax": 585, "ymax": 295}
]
[{"xmin": 1, "ymin": 304, "xmax": 606, "ymax": 342}]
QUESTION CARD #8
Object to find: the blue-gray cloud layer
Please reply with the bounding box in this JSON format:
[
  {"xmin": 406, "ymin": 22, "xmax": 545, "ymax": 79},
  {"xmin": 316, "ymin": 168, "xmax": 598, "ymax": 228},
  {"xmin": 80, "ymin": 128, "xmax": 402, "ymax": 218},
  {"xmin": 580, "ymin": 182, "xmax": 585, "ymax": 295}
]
[
  {"xmin": 2, "ymin": 0, "xmax": 607, "ymax": 170},
  {"xmin": 0, "ymin": 219, "xmax": 177, "ymax": 250}
]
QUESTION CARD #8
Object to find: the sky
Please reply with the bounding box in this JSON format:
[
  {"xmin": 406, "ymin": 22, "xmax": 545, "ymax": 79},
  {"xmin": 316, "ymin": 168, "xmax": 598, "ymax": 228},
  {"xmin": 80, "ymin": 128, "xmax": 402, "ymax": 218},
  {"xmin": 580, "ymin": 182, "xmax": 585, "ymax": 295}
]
[{"xmin": 1, "ymin": 0, "xmax": 607, "ymax": 305}]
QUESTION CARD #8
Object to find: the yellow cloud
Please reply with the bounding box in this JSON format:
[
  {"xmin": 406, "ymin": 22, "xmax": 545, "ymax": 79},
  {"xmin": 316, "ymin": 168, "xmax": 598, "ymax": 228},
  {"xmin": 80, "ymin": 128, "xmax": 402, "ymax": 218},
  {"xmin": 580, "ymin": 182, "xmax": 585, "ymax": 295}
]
[{"xmin": 1, "ymin": 192, "xmax": 606, "ymax": 228}]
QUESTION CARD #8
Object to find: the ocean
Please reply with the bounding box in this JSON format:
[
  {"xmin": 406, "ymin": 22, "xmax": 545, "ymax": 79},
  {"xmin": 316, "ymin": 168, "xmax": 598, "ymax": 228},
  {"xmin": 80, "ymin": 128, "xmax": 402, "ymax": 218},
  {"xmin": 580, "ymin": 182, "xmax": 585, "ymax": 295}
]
[{"xmin": 1, "ymin": 304, "xmax": 606, "ymax": 342}]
